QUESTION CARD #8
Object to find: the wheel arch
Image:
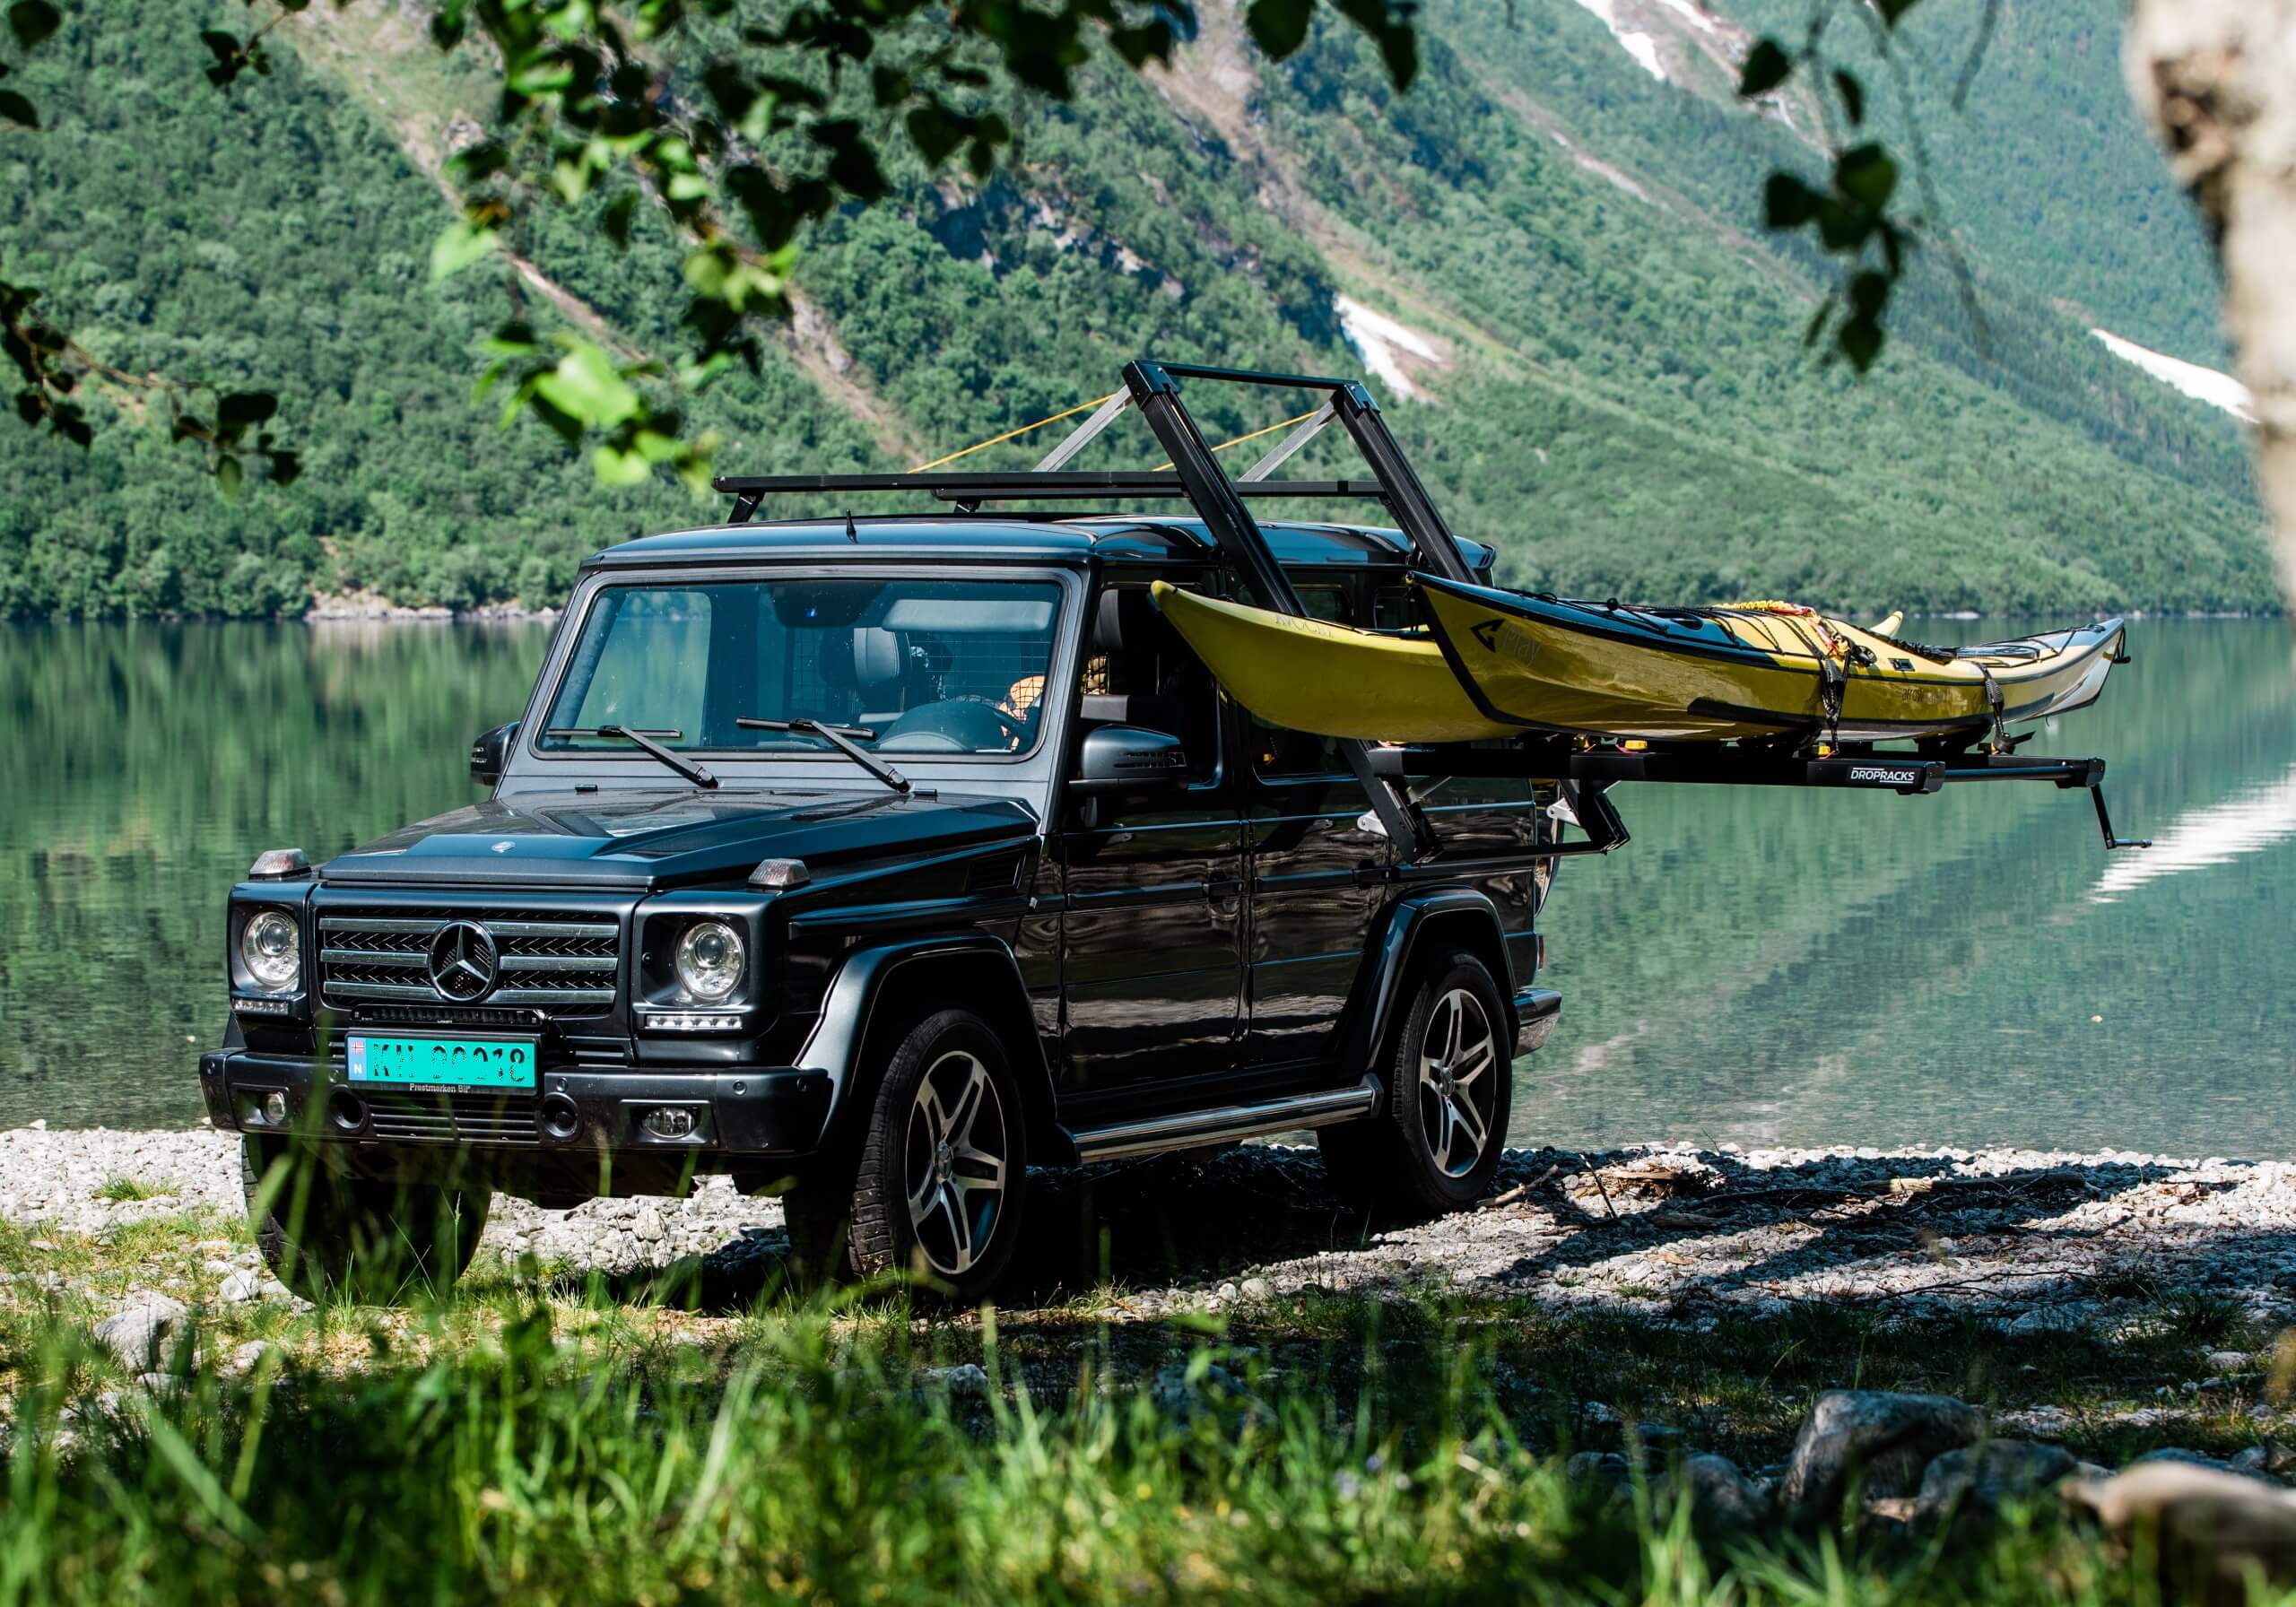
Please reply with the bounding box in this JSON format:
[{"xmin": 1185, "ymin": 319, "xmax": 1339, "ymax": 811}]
[
  {"xmin": 796, "ymin": 935, "xmax": 1063, "ymax": 1161},
  {"xmin": 1339, "ymin": 889, "xmax": 1518, "ymax": 1085}
]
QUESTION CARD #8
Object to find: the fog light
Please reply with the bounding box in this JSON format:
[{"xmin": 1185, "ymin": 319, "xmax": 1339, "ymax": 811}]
[
  {"xmin": 640, "ymin": 1107, "xmax": 696, "ymax": 1141},
  {"xmin": 648, "ymin": 1012, "xmax": 742, "ymax": 1032},
  {"xmin": 263, "ymin": 1090, "xmax": 289, "ymax": 1126}
]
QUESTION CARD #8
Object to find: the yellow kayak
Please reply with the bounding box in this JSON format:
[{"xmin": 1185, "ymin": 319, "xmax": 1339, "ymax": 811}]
[
  {"xmin": 1147, "ymin": 581, "xmax": 1514, "ymax": 743},
  {"xmin": 1414, "ymin": 575, "xmax": 2127, "ymax": 743}
]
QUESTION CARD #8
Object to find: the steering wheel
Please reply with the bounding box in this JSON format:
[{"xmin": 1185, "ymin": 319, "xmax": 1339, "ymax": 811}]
[{"xmin": 878, "ymin": 698, "xmax": 1028, "ymax": 752}]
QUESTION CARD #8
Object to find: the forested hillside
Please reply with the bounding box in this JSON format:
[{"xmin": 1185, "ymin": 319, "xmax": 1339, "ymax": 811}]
[{"xmin": 0, "ymin": 0, "xmax": 2267, "ymax": 617}]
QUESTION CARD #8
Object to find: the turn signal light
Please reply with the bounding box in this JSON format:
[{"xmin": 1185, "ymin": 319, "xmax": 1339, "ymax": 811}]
[
  {"xmin": 248, "ymin": 847, "xmax": 311, "ymax": 880},
  {"xmin": 748, "ymin": 856, "xmax": 810, "ymax": 890}
]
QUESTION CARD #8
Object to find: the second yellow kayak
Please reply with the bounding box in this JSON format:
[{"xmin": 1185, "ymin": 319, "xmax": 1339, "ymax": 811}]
[{"xmin": 1147, "ymin": 581, "xmax": 1514, "ymax": 743}]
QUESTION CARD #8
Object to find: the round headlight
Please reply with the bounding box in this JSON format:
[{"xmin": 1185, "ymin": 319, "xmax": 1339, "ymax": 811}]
[
  {"xmin": 674, "ymin": 920, "xmax": 744, "ymax": 1003},
  {"xmin": 240, "ymin": 909, "xmax": 300, "ymax": 992}
]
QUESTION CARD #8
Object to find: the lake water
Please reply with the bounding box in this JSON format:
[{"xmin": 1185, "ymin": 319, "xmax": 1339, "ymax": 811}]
[{"xmin": 4, "ymin": 620, "xmax": 2292, "ymax": 1155}]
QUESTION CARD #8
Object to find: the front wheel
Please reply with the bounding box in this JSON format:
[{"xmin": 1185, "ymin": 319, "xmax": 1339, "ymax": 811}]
[
  {"xmin": 240, "ymin": 1136, "xmax": 491, "ymax": 1303},
  {"xmin": 1319, "ymin": 948, "xmax": 1511, "ymax": 1219},
  {"xmin": 786, "ymin": 1008, "xmax": 1028, "ymax": 1302}
]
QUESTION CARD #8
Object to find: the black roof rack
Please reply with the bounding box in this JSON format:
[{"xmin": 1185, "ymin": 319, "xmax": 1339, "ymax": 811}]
[
  {"xmin": 709, "ymin": 472, "xmax": 1395, "ymax": 515},
  {"xmin": 706, "ymin": 359, "xmax": 2148, "ymax": 858}
]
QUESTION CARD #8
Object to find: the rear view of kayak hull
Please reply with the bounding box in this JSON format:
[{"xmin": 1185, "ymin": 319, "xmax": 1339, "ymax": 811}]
[
  {"xmin": 1147, "ymin": 582, "xmax": 1516, "ymax": 743},
  {"xmin": 1415, "ymin": 576, "xmax": 2126, "ymax": 743}
]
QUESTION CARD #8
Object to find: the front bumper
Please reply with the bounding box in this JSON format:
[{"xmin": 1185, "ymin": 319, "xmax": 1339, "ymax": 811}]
[{"xmin": 198, "ymin": 1047, "xmax": 832, "ymax": 1157}]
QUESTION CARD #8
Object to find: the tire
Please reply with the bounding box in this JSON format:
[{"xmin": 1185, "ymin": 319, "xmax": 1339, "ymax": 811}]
[
  {"xmin": 789, "ymin": 1008, "xmax": 1028, "ymax": 1302},
  {"xmin": 240, "ymin": 1135, "xmax": 491, "ymax": 1303},
  {"xmin": 1319, "ymin": 947, "xmax": 1511, "ymax": 1219}
]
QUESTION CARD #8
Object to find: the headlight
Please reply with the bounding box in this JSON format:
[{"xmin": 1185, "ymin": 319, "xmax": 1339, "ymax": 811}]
[
  {"xmin": 674, "ymin": 920, "xmax": 744, "ymax": 1003},
  {"xmin": 239, "ymin": 909, "xmax": 301, "ymax": 992}
]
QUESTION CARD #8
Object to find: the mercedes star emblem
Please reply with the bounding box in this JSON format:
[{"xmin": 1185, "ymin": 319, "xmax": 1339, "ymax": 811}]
[{"xmin": 427, "ymin": 921, "xmax": 500, "ymax": 1002}]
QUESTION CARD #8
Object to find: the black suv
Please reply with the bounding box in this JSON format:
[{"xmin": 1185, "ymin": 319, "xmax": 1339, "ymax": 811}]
[{"xmin": 199, "ymin": 363, "xmax": 1563, "ymax": 1300}]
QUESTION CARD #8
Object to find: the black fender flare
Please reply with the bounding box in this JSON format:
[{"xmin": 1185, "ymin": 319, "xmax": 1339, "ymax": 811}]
[
  {"xmin": 795, "ymin": 934, "xmax": 1063, "ymax": 1159},
  {"xmin": 1338, "ymin": 888, "xmax": 1518, "ymax": 1088}
]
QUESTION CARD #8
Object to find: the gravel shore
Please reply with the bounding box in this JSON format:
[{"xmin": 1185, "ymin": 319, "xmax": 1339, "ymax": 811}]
[{"xmin": 6, "ymin": 1126, "xmax": 2292, "ymax": 1328}]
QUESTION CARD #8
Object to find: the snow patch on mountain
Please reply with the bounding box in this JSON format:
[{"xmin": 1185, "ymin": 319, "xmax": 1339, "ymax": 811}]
[
  {"xmin": 2090, "ymin": 328, "xmax": 2254, "ymax": 422},
  {"xmin": 1571, "ymin": 0, "xmax": 1669, "ymax": 82},
  {"xmin": 1336, "ymin": 297, "xmax": 1444, "ymax": 401}
]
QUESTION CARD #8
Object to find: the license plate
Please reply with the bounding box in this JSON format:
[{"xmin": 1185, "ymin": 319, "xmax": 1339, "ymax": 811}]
[{"xmin": 345, "ymin": 1035, "xmax": 538, "ymax": 1091}]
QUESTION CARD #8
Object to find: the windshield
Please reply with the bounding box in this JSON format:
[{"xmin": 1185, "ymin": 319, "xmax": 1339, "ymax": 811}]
[{"xmin": 538, "ymin": 577, "xmax": 1065, "ymax": 760}]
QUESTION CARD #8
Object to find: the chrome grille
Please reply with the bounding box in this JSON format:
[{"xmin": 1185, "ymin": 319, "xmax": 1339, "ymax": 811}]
[
  {"xmin": 365, "ymin": 1090, "xmax": 540, "ymax": 1148},
  {"xmin": 317, "ymin": 907, "xmax": 621, "ymax": 1018}
]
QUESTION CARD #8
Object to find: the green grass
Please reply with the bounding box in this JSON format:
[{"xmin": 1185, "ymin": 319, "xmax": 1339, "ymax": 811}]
[
  {"xmin": 89, "ymin": 1177, "xmax": 172, "ymax": 1205},
  {"xmin": 5, "ymin": 1213, "xmax": 2296, "ymax": 1603}
]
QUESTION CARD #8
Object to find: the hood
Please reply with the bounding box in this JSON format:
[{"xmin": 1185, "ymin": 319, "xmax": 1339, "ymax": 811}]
[{"xmin": 321, "ymin": 787, "xmax": 1039, "ymax": 890}]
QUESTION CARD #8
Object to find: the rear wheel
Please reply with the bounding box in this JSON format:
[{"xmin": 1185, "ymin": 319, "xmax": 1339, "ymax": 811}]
[
  {"xmin": 783, "ymin": 1008, "xmax": 1027, "ymax": 1302},
  {"xmin": 1319, "ymin": 948, "xmax": 1511, "ymax": 1218},
  {"xmin": 240, "ymin": 1135, "xmax": 491, "ymax": 1303}
]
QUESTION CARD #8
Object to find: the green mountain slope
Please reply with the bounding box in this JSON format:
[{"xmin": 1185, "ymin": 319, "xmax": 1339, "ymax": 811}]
[{"xmin": 0, "ymin": 0, "xmax": 2266, "ymax": 618}]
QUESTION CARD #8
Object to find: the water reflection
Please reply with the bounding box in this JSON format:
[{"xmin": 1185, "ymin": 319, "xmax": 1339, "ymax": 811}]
[
  {"xmin": 3, "ymin": 618, "xmax": 2292, "ymax": 1154},
  {"xmin": 2090, "ymin": 764, "xmax": 2296, "ymax": 904}
]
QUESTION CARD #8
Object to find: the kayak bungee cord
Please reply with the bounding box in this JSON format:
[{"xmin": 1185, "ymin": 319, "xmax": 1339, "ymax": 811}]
[
  {"xmin": 912, "ymin": 399, "xmax": 1326, "ymax": 477},
  {"xmin": 909, "ymin": 392, "xmax": 1123, "ymax": 473}
]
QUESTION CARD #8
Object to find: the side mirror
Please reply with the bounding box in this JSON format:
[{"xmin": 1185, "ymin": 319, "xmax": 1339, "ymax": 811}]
[
  {"xmin": 1070, "ymin": 724, "xmax": 1187, "ymax": 795},
  {"xmin": 470, "ymin": 722, "xmax": 518, "ymax": 787}
]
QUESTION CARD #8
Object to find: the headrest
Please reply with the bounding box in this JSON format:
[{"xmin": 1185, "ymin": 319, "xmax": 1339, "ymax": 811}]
[
  {"xmin": 818, "ymin": 626, "xmax": 907, "ymax": 691},
  {"xmin": 1092, "ymin": 587, "xmax": 1163, "ymax": 654}
]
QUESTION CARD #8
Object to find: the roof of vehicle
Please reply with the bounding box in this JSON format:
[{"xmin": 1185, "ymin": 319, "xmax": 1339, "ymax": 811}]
[{"xmin": 588, "ymin": 516, "xmax": 1496, "ymax": 573}]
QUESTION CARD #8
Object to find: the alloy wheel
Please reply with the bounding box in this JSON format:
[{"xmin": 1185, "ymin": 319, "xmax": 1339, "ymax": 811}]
[
  {"xmin": 903, "ymin": 1049, "xmax": 1010, "ymax": 1278},
  {"xmin": 1415, "ymin": 987, "xmax": 1498, "ymax": 1177}
]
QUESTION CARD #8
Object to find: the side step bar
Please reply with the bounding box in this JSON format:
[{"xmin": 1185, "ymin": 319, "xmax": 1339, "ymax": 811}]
[{"xmin": 1067, "ymin": 1079, "xmax": 1380, "ymax": 1164}]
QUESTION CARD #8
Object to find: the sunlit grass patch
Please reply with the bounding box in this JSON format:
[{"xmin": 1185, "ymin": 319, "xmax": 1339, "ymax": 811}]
[{"xmin": 91, "ymin": 1176, "xmax": 172, "ymax": 1203}]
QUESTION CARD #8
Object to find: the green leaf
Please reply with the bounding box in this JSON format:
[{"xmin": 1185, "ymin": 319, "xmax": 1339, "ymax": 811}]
[
  {"xmin": 1737, "ymin": 39, "xmax": 1792, "ymax": 98},
  {"xmin": 1838, "ymin": 314, "xmax": 1884, "ymax": 371},
  {"xmin": 217, "ymin": 390, "xmax": 277, "ymax": 426},
  {"xmin": 601, "ymin": 189, "xmax": 639, "ymax": 248},
  {"xmin": 1834, "ymin": 143, "xmax": 1898, "ymax": 209},
  {"xmin": 0, "ymin": 88, "xmax": 36, "ymax": 129},
  {"xmin": 534, "ymin": 342, "xmax": 640, "ymax": 430},
  {"xmin": 1245, "ymin": 0, "xmax": 1315, "ymax": 58},
  {"xmin": 6, "ymin": 0, "xmax": 60, "ymax": 51},
  {"xmin": 1832, "ymin": 69, "xmax": 1865, "ymax": 126},
  {"xmin": 1333, "ymin": 0, "xmax": 1417, "ymax": 90},
  {"xmin": 1762, "ymin": 172, "xmax": 1822, "ymax": 229},
  {"xmin": 430, "ymin": 219, "xmax": 499, "ymax": 282},
  {"xmin": 214, "ymin": 454, "xmax": 244, "ymax": 500},
  {"xmin": 906, "ymin": 104, "xmax": 961, "ymax": 166},
  {"xmin": 430, "ymin": 0, "xmax": 468, "ymax": 50},
  {"xmin": 591, "ymin": 444, "xmax": 651, "ymax": 486}
]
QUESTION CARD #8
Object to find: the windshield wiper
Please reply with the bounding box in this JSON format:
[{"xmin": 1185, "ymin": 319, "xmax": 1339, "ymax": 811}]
[
  {"xmin": 544, "ymin": 725, "xmax": 718, "ymax": 790},
  {"xmin": 736, "ymin": 717, "xmax": 915, "ymax": 795}
]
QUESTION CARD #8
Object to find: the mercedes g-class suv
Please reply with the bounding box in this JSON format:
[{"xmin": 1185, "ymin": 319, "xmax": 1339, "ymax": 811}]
[{"xmin": 199, "ymin": 362, "xmax": 1564, "ymax": 1301}]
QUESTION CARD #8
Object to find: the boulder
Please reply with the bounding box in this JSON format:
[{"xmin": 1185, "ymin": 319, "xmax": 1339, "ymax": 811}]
[
  {"xmin": 2068, "ymin": 1462, "xmax": 2296, "ymax": 1603},
  {"xmin": 1565, "ymin": 1451, "xmax": 1633, "ymax": 1494},
  {"xmin": 217, "ymin": 1269, "xmax": 263, "ymax": 1304},
  {"xmin": 1913, "ymin": 1440, "xmax": 2078, "ymax": 1523},
  {"xmin": 1780, "ymin": 1390, "xmax": 1985, "ymax": 1522},
  {"xmin": 1656, "ymin": 1453, "xmax": 1771, "ymax": 1532},
  {"xmin": 92, "ymin": 1293, "xmax": 190, "ymax": 1374},
  {"xmin": 2130, "ymin": 1447, "xmax": 2257, "ymax": 1479}
]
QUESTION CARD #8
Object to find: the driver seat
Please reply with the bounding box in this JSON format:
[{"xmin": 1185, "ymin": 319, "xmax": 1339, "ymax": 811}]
[{"xmin": 817, "ymin": 626, "xmax": 909, "ymax": 728}]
